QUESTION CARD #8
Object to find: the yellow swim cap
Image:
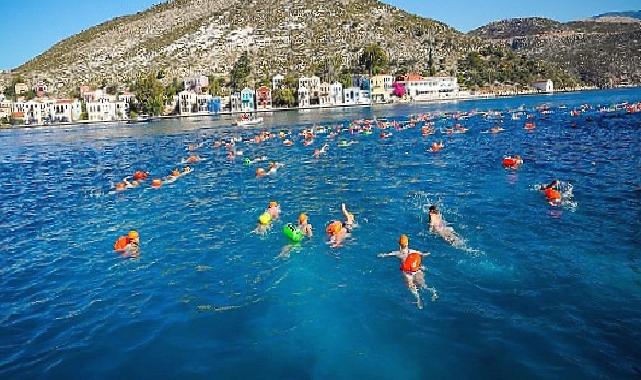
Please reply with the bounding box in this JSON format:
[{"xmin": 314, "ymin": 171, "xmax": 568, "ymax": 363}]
[
  {"xmin": 128, "ymin": 230, "xmax": 139, "ymax": 239},
  {"xmin": 298, "ymin": 213, "xmax": 308, "ymax": 223},
  {"xmin": 399, "ymin": 234, "xmax": 409, "ymax": 247},
  {"xmin": 269, "ymin": 201, "xmax": 278, "ymax": 208}
]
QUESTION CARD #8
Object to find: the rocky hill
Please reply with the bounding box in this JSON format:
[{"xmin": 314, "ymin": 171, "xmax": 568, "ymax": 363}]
[
  {"xmin": 14, "ymin": 0, "xmax": 479, "ymax": 93},
  {"xmin": 591, "ymin": 10, "xmax": 641, "ymax": 22},
  {"xmin": 470, "ymin": 16, "xmax": 641, "ymax": 86}
]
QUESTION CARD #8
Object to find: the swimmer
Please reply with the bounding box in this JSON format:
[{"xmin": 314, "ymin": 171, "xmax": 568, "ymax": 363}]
[
  {"xmin": 314, "ymin": 144, "xmax": 329, "ymax": 158},
  {"xmin": 132, "ymin": 171, "xmax": 149, "ymax": 181},
  {"xmin": 540, "ymin": 180, "xmax": 562, "ymax": 205},
  {"xmin": 113, "ymin": 230, "xmax": 140, "ymax": 258},
  {"xmin": 298, "ymin": 213, "xmax": 313, "ymax": 238},
  {"xmin": 256, "ymin": 168, "xmax": 267, "ymax": 177},
  {"xmin": 151, "ymin": 178, "xmax": 163, "ymax": 188},
  {"xmin": 428, "ymin": 205, "xmax": 464, "ymax": 247},
  {"xmin": 429, "ymin": 141, "xmax": 444, "ymax": 152},
  {"xmin": 170, "ymin": 168, "xmax": 181, "ymax": 178},
  {"xmin": 377, "ymin": 234, "xmax": 435, "ymax": 309},
  {"xmin": 326, "ymin": 220, "xmax": 348, "ymax": 248},
  {"xmin": 490, "ymin": 125, "xmax": 505, "ymax": 134},
  {"xmin": 186, "ymin": 155, "xmax": 201, "ymax": 163},
  {"xmin": 341, "ymin": 203, "xmax": 355, "ymax": 232},
  {"xmin": 268, "ymin": 162, "xmax": 283, "ymax": 175},
  {"xmin": 502, "ymin": 155, "xmax": 523, "ymax": 169},
  {"xmin": 267, "ymin": 201, "xmax": 280, "ymax": 220}
]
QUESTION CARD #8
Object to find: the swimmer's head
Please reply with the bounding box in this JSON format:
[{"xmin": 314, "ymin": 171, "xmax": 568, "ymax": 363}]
[
  {"xmin": 128, "ymin": 230, "xmax": 140, "ymax": 242},
  {"xmin": 298, "ymin": 213, "xmax": 308, "ymax": 223},
  {"xmin": 172, "ymin": 169, "xmax": 180, "ymax": 177},
  {"xmin": 399, "ymin": 234, "xmax": 409, "ymax": 248},
  {"xmin": 269, "ymin": 201, "xmax": 278, "ymax": 208},
  {"xmin": 256, "ymin": 168, "xmax": 266, "ymax": 177},
  {"xmin": 429, "ymin": 205, "xmax": 437, "ymax": 213}
]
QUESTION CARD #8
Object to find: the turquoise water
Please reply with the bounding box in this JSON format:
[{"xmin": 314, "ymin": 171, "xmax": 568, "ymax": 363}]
[{"xmin": 1, "ymin": 89, "xmax": 640, "ymax": 379}]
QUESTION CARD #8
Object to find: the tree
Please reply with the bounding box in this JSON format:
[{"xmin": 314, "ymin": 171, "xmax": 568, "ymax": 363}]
[
  {"xmin": 281, "ymin": 88, "xmax": 296, "ymax": 107},
  {"xmin": 208, "ymin": 77, "xmax": 225, "ymax": 96},
  {"xmin": 23, "ymin": 90, "xmax": 36, "ymax": 100},
  {"xmin": 80, "ymin": 101, "xmax": 88, "ymax": 120},
  {"xmin": 428, "ymin": 47, "xmax": 436, "ymax": 77},
  {"xmin": 106, "ymin": 85, "xmax": 118, "ymax": 95},
  {"xmin": 359, "ymin": 44, "xmax": 389, "ymax": 75},
  {"xmin": 230, "ymin": 52, "xmax": 251, "ymax": 90},
  {"xmin": 338, "ymin": 73, "xmax": 352, "ymax": 90},
  {"xmin": 132, "ymin": 72, "xmax": 165, "ymax": 116}
]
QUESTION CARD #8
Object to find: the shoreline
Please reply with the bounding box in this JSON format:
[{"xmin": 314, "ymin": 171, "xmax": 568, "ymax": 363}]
[{"xmin": 1, "ymin": 86, "xmax": 637, "ymax": 130}]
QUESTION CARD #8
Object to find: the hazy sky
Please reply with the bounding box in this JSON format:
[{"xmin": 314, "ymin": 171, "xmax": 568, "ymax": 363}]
[{"xmin": 0, "ymin": 0, "xmax": 638, "ymax": 69}]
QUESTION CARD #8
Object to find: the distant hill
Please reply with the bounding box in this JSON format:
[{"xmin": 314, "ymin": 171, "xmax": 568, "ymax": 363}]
[
  {"xmin": 470, "ymin": 17, "xmax": 641, "ymax": 86},
  {"xmin": 13, "ymin": 0, "xmax": 476, "ymax": 92},
  {"xmin": 591, "ymin": 10, "xmax": 641, "ymax": 21}
]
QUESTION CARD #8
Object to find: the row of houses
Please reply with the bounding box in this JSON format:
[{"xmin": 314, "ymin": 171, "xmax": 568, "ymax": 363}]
[
  {"xmin": 0, "ymin": 88, "xmax": 134, "ymax": 125},
  {"xmin": 176, "ymin": 73, "xmax": 462, "ymax": 115}
]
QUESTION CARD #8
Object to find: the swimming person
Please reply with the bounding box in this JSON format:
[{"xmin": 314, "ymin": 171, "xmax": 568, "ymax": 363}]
[
  {"xmin": 428, "ymin": 205, "xmax": 464, "ymax": 248},
  {"xmin": 377, "ymin": 234, "xmax": 435, "ymax": 309},
  {"xmin": 341, "ymin": 203, "xmax": 355, "ymax": 232},
  {"xmin": 113, "ymin": 230, "xmax": 140, "ymax": 258},
  {"xmin": 540, "ymin": 180, "xmax": 563, "ymax": 205},
  {"xmin": 326, "ymin": 220, "xmax": 348, "ymax": 248},
  {"xmin": 298, "ymin": 213, "xmax": 313, "ymax": 237},
  {"xmin": 267, "ymin": 201, "xmax": 280, "ymax": 220},
  {"xmin": 313, "ymin": 144, "xmax": 329, "ymax": 158},
  {"xmin": 429, "ymin": 141, "xmax": 444, "ymax": 152}
]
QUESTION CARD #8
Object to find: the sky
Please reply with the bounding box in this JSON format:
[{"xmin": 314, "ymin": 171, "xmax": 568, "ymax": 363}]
[{"xmin": 0, "ymin": 0, "xmax": 638, "ymax": 70}]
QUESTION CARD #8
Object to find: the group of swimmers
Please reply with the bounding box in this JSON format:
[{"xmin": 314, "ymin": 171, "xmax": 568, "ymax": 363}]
[{"xmin": 110, "ymin": 100, "xmax": 607, "ymax": 307}]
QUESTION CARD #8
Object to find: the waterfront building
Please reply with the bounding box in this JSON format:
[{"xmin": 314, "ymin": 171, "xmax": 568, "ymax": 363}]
[
  {"xmin": 178, "ymin": 91, "xmax": 197, "ymax": 114},
  {"xmin": 343, "ymin": 87, "xmax": 360, "ymax": 105},
  {"xmin": 256, "ymin": 86, "xmax": 272, "ymax": 110},
  {"xmin": 319, "ymin": 82, "xmax": 332, "ymax": 106},
  {"xmin": 0, "ymin": 98, "xmax": 12, "ymax": 119},
  {"xmin": 272, "ymin": 74, "xmax": 284, "ymax": 91},
  {"xmin": 299, "ymin": 76, "xmax": 320, "ymax": 105},
  {"xmin": 230, "ymin": 92, "xmax": 242, "ymax": 113},
  {"xmin": 370, "ymin": 75, "xmax": 394, "ymax": 103},
  {"xmin": 401, "ymin": 75, "xmax": 459, "ymax": 101},
  {"xmin": 532, "ymin": 79, "xmax": 554, "ymax": 93},
  {"xmin": 87, "ymin": 96, "xmax": 127, "ymax": 121},
  {"xmin": 329, "ymin": 82, "xmax": 343, "ymax": 105},
  {"xmin": 298, "ymin": 87, "xmax": 310, "ymax": 107},
  {"xmin": 208, "ymin": 97, "xmax": 222, "ymax": 113},
  {"xmin": 240, "ymin": 87, "xmax": 255, "ymax": 112},
  {"xmin": 51, "ymin": 99, "xmax": 82, "ymax": 122}
]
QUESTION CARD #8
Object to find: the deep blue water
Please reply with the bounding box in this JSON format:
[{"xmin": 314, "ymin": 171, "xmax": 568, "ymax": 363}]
[{"xmin": 1, "ymin": 89, "xmax": 641, "ymax": 379}]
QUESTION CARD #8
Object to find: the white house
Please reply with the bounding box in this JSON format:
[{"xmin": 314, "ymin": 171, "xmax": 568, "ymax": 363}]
[
  {"xmin": 319, "ymin": 82, "xmax": 331, "ymax": 106},
  {"xmin": 299, "ymin": 76, "xmax": 321, "ymax": 105},
  {"xmin": 402, "ymin": 76, "xmax": 459, "ymax": 101},
  {"xmin": 178, "ymin": 91, "xmax": 197, "ymax": 114},
  {"xmin": 87, "ymin": 96, "xmax": 127, "ymax": 121},
  {"xmin": 272, "ymin": 74, "xmax": 284, "ymax": 91},
  {"xmin": 298, "ymin": 87, "xmax": 310, "ymax": 108},
  {"xmin": 230, "ymin": 92, "xmax": 242, "ymax": 113},
  {"xmin": 358, "ymin": 90, "xmax": 371, "ymax": 105},
  {"xmin": 51, "ymin": 99, "xmax": 82, "ymax": 123},
  {"xmin": 532, "ymin": 79, "xmax": 554, "ymax": 93},
  {"xmin": 329, "ymin": 82, "xmax": 343, "ymax": 105},
  {"xmin": 343, "ymin": 87, "xmax": 360, "ymax": 105}
]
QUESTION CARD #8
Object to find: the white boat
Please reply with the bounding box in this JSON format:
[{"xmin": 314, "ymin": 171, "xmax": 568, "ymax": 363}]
[{"xmin": 235, "ymin": 117, "xmax": 264, "ymax": 126}]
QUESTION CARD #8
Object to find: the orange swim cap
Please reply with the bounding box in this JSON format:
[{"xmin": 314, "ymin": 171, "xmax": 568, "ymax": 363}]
[
  {"xmin": 298, "ymin": 213, "xmax": 308, "ymax": 223},
  {"xmin": 399, "ymin": 234, "xmax": 409, "ymax": 247},
  {"xmin": 151, "ymin": 179, "xmax": 162, "ymax": 187},
  {"xmin": 128, "ymin": 230, "xmax": 139, "ymax": 239},
  {"xmin": 172, "ymin": 169, "xmax": 180, "ymax": 177},
  {"xmin": 115, "ymin": 182, "xmax": 126, "ymax": 191}
]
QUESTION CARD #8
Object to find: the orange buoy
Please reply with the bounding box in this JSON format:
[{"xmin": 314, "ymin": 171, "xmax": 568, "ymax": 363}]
[
  {"xmin": 114, "ymin": 236, "xmax": 129, "ymax": 251},
  {"xmin": 524, "ymin": 122, "xmax": 536, "ymax": 130},
  {"xmin": 400, "ymin": 252, "xmax": 422, "ymax": 273},
  {"xmin": 544, "ymin": 188, "xmax": 561, "ymax": 201},
  {"xmin": 502, "ymin": 157, "xmax": 518, "ymax": 169}
]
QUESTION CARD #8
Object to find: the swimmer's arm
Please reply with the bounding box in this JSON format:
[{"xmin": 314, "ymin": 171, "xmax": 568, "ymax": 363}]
[{"xmin": 377, "ymin": 250, "xmax": 400, "ymax": 258}]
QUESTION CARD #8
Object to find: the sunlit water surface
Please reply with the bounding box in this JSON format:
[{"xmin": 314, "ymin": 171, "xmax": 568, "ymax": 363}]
[{"xmin": 1, "ymin": 89, "xmax": 640, "ymax": 379}]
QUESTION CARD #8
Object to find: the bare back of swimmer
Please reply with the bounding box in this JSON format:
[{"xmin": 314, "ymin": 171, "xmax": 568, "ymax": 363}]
[{"xmin": 428, "ymin": 205, "xmax": 463, "ymax": 247}]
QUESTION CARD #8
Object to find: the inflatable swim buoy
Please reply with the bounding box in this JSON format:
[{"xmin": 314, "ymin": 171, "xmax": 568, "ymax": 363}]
[
  {"xmin": 400, "ymin": 252, "xmax": 421, "ymax": 273},
  {"xmin": 114, "ymin": 236, "xmax": 129, "ymax": 251},
  {"xmin": 244, "ymin": 158, "xmax": 251, "ymax": 165},
  {"xmin": 259, "ymin": 212, "xmax": 272, "ymax": 225},
  {"xmin": 503, "ymin": 157, "xmax": 518, "ymax": 169},
  {"xmin": 544, "ymin": 188, "xmax": 561, "ymax": 201},
  {"xmin": 283, "ymin": 223, "xmax": 304, "ymax": 242}
]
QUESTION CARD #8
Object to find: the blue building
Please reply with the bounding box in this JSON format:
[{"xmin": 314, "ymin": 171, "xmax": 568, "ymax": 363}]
[{"xmin": 207, "ymin": 97, "xmax": 222, "ymax": 113}]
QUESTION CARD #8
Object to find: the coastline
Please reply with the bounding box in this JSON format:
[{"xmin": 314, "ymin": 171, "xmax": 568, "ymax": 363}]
[{"xmin": 1, "ymin": 86, "xmax": 635, "ymax": 130}]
